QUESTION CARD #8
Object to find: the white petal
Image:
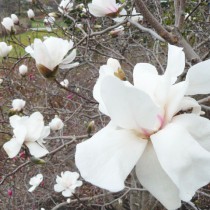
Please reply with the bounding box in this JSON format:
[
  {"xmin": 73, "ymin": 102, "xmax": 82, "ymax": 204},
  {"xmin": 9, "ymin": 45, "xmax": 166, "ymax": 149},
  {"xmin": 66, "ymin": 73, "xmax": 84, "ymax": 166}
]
[
  {"xmin": 13, "ymin": 125, "xmax": 27, "ymax": 144},
  {"xmin": 72, "ymin": 180, "xmax": 83, "ymax": 188},
  {"xmin": 75, "ymin": 122, "xmax": 147, "ymax": 192},
  {"xmin": 61, "ymin": 49, "xmax": 76, "ymax": 65},
  {"xmin": 3, "ymin": 138, "xmax": 22, "ymax": 158},
  {"xmin": 9, "ymin": 115, "xmax": 21, "ymax": 128},
  {"xmin": 54, "ymin": 183, "xmax": 65, "ymax": 192},
  {"xmin": 44, "ymin": 37, "xmax": 70, "ymax": 66},
  {"xmin": 62, "ymin": 189, "xmax": 72, "ymax": 197},
  {"xmin": 172, "ymin": 114, "xmax": 210, "ymax": 151},
  {"xmin": 133, "ymin": 63, "xmax": 171, "ymax": 107},
  {"xmin": 133, "ymin": 63, "xmax": 159, "ymax": 97},
  {"xmin": 28, "ymin": 185, "xmax": 37, "ymax": 192},
  {"xmin": 25, "ymin": 46, "xmax": 35, "ymax": 58},
  {"xmin": 186, "ymin": 59, "xmax": 210, "ymax": 95},
  {"xmin": 107, "ymin": 58, "xmax": 121, "ymax": 70},
  {"xmin": 59, "ymin": 62, "xmax": 79, "ymax": 70},
  {"xmin": 25, "ymin": 142, "xmax": 49, "ymax": 157},
  {"xmin": 40, "ymin": 126, "xmax": 50, "ymax": 139},
  {"xmin": 93, "ymin": 63, "xmax": 120, "ymax": 116},
  {"xmin": 165, "ymin": 44, "xmax": 185, "ymax": 82},
  {"xmin": 88, "ymin": 3, "xmax": 108, "ymax": 17},
  {"xmin": 165, "ymin": 81, "xmax": 188, "ymax": 122},
  {"xmin": 100, "ymin": 76, "xmax": 163, "ymax": 131},
  {"xmin": 151, "ymin": 123, "xmax": 210, "ymax": 201},
  {"xmin": 26, "ymin": 113, "xmax": 45, "ymax": 142},
  {"xmin": 33, "ymin": 39, "xmax": 52, "ymax": 70},
  {"xmin": 29, "ymin": 174, "xmax": 43, "ymax": 186},
  {"xmin": 113, "ymin": 8, "xmax": 127, "ymax": 23},
  {"xmin": 136, "ymin": 142, "xmax": 181, "ymax": 210},
  {"xmin": 177, "ymin": 97, "xmax": 201, "ymax": 115}
]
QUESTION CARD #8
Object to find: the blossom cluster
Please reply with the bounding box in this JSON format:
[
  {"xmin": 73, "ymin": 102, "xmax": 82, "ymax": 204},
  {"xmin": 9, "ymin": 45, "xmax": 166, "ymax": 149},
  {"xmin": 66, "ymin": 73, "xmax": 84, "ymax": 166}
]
[{"xmin": 28, "ymin": 171, "xmax": 82, "ymax": 202}]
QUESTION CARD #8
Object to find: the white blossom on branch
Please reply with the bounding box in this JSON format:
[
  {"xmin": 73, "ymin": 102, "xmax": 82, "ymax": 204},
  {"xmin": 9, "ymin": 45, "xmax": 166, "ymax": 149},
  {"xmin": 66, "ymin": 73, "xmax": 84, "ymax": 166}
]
[{"xmin": 3, "ymin": 112, "xmax": 50, "ymax": 158}]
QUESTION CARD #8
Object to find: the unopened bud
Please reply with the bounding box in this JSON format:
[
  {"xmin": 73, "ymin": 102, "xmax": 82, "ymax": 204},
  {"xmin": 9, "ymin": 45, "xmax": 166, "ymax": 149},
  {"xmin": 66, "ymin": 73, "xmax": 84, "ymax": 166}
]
[
  {"xmin": 30, "ymin": 156, "xmax": 46, "ymax": 164},
  {"xmin": 8, "ymin": 189, "xmax": 13, "ymax": 197},
  {"xmin": 114, "ymin": 68, "xmax": 126, "ymax": 81},
  {"xmin": 87, "ymin": 120, "xmax": 95, "ymax": 137}
]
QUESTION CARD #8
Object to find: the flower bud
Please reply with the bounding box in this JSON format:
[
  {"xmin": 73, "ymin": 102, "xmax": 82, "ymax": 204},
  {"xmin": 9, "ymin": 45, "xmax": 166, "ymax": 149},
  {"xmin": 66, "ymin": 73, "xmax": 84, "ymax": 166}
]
[
  {"xmin": 114, "ymin": 68, "xmax": 126, "ymax": 81},
  {"xmin": 19, "ymin": 65, "xmax": 28, "ymax": 76},
  {"xmin": 1, "ymin": 17, "xmax": 15, "ymax": 33},
  {"xmin": 87, "ymin": 120, "xmax": 95, "ymax": 137},
  {"xmin": 11, "ymin": 14, "xmax": 19, "ymax": 25},
  {"xmin": 60, "ymin": 79, "xmax": 69, "ymax": 88},
  {"xmin": 49, "ymin": 115, "xmax": 64, "ymax": 131},
  {"xmin": 109, "ymin": 26, "xmax": 124, "ymax": 37},
  {"xmin": 27, "ymin": 9, "xmax": 35, "ymax": 19},
  {"xmin": 8, "ymin": 189, "xmax": 13, "ymax": 197},
  {"xmin": 12, "ymin": 99, "xmax": 26, "ymax": 112},
  {"xmin": 30, "ymin": 156, "xmax": 46, "ymax": 164}
]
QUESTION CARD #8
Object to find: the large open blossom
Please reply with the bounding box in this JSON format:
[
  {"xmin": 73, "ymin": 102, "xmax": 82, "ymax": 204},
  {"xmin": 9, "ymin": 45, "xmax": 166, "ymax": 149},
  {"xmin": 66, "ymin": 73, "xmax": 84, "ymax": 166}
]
[
  {"xmin": 25, "ymin": 37, "xmax": 79, "ymax": 78},
  {"xmin": 75, "ymin": 45, "xmax": 210, "ymax": 210},
  {"xmin": 54, "ymin": 171, "xmax": 82, "ymax": 197},
  {"xmin": 88, "ymin": 0, "xmax": 127, "ymax": 22},
  {"xmin": 3, "ymin": 112, "xmax": 50, "ymax": 158}
]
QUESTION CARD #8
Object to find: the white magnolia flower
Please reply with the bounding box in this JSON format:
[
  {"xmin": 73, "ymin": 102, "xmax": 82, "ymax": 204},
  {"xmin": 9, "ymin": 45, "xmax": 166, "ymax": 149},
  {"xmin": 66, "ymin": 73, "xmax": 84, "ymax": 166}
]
[
  {"xmin": 11, "ymin": 14, "xmax": 19, "ymax": 25},
  {"xmin": 60, "ymin": 79, "xmax": 69, "ymax": 88},
  {"xmin": 25, "ymin": 37, "xmax": 79, "ymax": 78},
  {"xmin": 12, "ymin": 99, "xmax": 26, "ymax": 111},
  {"xmin": 131, "ymin": 8, "xmax": 143, "ymax": 22},
  {"xmin": 54, "ymin": 171, "xmax": 83, "ymax": 197},
  {"xmin": 3, "ymin": 112, "xmax": 50, "ymax": 158},
  {"xmin": 58, "ymin": 0, "xmax": 74, "ymax": 15},
  {"xmin": 49, "ymin": 115, "xmax": 64, "ymax": 131},
  {"xmin": 28, "ymin": 174, "xmax": 43, "ymax": 192},
  {"xmin": 1, "ymin": 17, "xmax": 15, "ymax": 32},
  {"xmin": 88, "ymin": 0, "xmax": 127, "ymax": 22},
  {"xmin": 76, "ymin": 44, "xmax": 210, "ymax": 210},
  {"xmin": 19, "ymin": 64, "xmax": 28, "ymax": 76},
  {"xmin": 27, "ymin": 9, "xmax": 35, "ymax": 19},
  {"xmin": 0, "ymin": 78, "xmax": 3, "ymax": 84},
  {"xmin": 0, "ymin": 42, "xmax": 12, "ymax": 58}
]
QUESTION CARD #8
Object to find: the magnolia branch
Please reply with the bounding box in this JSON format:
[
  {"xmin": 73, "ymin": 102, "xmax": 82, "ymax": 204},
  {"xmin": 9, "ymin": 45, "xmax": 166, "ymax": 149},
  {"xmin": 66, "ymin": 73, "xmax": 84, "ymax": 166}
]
[
  {"xmin": 128, "ymin": 18, "xmax": 165, "ymax": 42},
  {"xmin": 135, "ymin": 0, "xmax": 201, "ymax": 63},
  {"xmin": 0, "ymin": 134, "xmax": 88, "ymax": 185}
]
